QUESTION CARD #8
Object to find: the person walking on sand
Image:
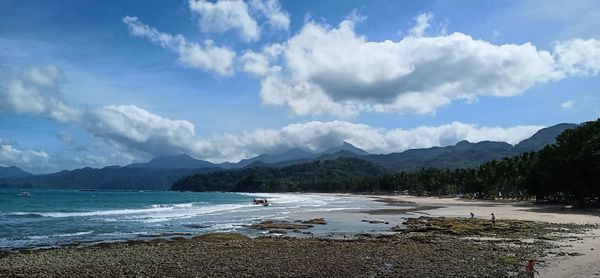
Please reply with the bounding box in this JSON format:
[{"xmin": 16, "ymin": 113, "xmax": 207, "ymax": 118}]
[
  {"xmin": 491, "ymin": 213, "xmax": 496, "ymax": 228},
  {"xmin": 470, "ymin": 212, "xmax": 475, "ymax": 219},
  {"xmin": 527, "ymin": 259, "xmax": 538, "ymax": 277}
]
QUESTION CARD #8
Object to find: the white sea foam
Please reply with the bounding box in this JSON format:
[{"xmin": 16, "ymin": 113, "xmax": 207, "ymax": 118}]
[
  {"xmin": 32, "ymin": 202, "xmax": 246, "ymax": 220},
  {"xmin": 28, "ymin": 231, "xmax": 93, "ymax": 240},
  {"xmin": 137, "ymin": 204, "xmax": 254, "ymax": 223},
  {"xmin": 237, "ymin": 192, "xmax": 336, "ymax": 207},
  {"xmin": 149, "ymin": 203, "xmax": 196, "ymax": 208},
  {"xmin": 37, "ymin": 206, "xmax": 176, "ymax": 218}
]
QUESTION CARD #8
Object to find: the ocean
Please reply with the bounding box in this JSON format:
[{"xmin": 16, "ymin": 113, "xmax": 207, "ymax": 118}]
[{"xmin": 0, "ymin": 188, "xmax": 406, "ymax": 250}]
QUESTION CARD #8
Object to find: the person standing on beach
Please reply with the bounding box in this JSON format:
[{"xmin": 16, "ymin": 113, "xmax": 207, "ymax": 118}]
[
  {"xmin": 527, "ymin": 259, "xmax": 538, "ymax": 277},
  {"xmin": 491, "ymin": 213, "xmax": 496, "ymax": 228},
  {"xmin": 470, "ymin": 212, "xmax": 475, "ymax": 219}
]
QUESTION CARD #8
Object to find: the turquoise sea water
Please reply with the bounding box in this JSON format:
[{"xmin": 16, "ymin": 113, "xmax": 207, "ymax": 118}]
[{"xmin": 0, "ymin": 188, "xmax": 403, "ymax": 250}]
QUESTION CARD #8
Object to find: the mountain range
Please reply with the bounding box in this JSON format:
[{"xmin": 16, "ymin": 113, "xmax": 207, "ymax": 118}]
[
  {"xmin": 0, "ymin": 166, "xmax": 33, "ymax": 178},
  {"xmin": 0, "ymin": 123, "xmax": 577, "ymax": 190}
]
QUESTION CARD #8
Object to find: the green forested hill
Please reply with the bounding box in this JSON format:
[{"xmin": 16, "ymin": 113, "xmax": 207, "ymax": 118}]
[
  {"xmin": 171, "ymin": 157, "xmax": 390, "ymax": 192},
  {"xmin": 172, "ymin": 119, "xmax": 600, "ymax": 204}
]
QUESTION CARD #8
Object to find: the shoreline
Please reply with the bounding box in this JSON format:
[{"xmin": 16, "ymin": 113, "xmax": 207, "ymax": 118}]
[
  {"xmin": 2, "ymin": 193, "xmax": 600, "ymax": 277},
  {"xmin": 0, "ymin": 217, "xmax": 580, "ymax": 278},
  {"xmin": 0, "ymin": 192, "xmax": 408, "ymax": 252},
  {"xmin": 373, "ymin": 195, "xmax": 600, "ymax": 277}
]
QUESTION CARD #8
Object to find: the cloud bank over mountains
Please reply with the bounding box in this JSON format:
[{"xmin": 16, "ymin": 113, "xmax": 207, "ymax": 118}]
[
  {"xmin": 0, "ymin": 65, "xmax": 543, "ymax": 170},
  {"xmin": 0, "ymin": 140, "xmax": 49, "ymax": 172}
]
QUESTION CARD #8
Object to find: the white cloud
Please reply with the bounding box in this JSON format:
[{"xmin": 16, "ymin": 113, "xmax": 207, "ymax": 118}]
[
  {"xmin": 0, "ymin": 64, "xmax": 554, "ymax": 172},
  {"xmin": 0, "ymin": 140, "xmax": 50, "ymax": 172},
  {"xmin": 187, "ymin": 0, "xmax": 289, "ymax": 42},
  {"xmin": 554, "ymin": 39, "xmax": 600, "ymax": 76},
  {"xmin": 240, "ymin": 51, "xmax": 273, "ymax": 76},
  {"xmin": 188, "ymin": 0, "xmax": 260, "ymax": 42},
  {"xmin": 250, "ymin": 15, "xmax": 600, "ymax": 117},
  {"xmin": 249, "ymin": 0, "xmax": 290, "ymax": 31},
  {"xmin": 0, "ymin": 66, "xmax": 80, "ymax": 122},
  {"xmin": 410, "ymin": 12, "xmax": 433, "ymax": 37},
  {"xmin": 123, "ymin": 16, "xmax": 236, "ymax": 76},
  {"xmin": 82, "ymin": 105, "xmax": 212, "ymax": 158},
  {"xmin": 0, "ymin": 66, "xmax": 210, "ymax": 163},
  {"xmin": 199, "ymin": 121, "xmax": 543, "ymax": 162},
  {"xmin": 561, "ymin": 100, "xmax": 575, "ymax": 109},
  {"xmin": 0, "ymin": 66, "xmax": 545, "ymax": 165},
  {"xmin": 345, "ymin": 9, "xmax": 368, "ymax": 25}
]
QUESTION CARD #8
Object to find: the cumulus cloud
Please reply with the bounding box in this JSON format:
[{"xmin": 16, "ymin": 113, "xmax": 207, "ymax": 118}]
[
  {"xmin": 0, "ymin": 65, "xmax": 545, "ymax": 166},
  {"xmin": 240, "ymin": 51, "xmax": 273, "ymax": 76},
  {"xmin": 410, "ymin": 12, "xmax": 433, "ymax": 37},
  {"xmin": 82, "ymin": 105, "xmax": 212, "ymax": 157},
  {"xmin": 554, "ymin": 39, "xmax": 600, "ymax": 75},
  {"xmin": 188, "ymin": 0, "xmax": 260, "ymax": 42},
  {"xmin": 0, "ymin": 138, "xmax": 117, "ymax": 174},
  {"xmin": 248, "ymin": 0, "xmax": 290, "ymax": 30},
  {"xmin": 0, "ymin": 66, "xmax": 80, "ymax": 122},
  {"xmin": 187, "ymin": 0, "xmax": 289, "ymax": 42},
  {"xmin": 199, "ymin": 121, "xmax": 543, "ymax": 162},
  {"xmin": 0, "ymin": 140, "xmax": 50, "ymax": 172},
  {"xmin": 123, "ymin": 16, "xmax": 235, "ymax": 76},
  {"xmin": 561, "ymin": 100, "xmax": 575, "ymax": 109},
  {"xmin": 0, "ymin": 65, "xmax": 547, "ymax": 169},
  {"xmin": 250, "ymin": 14, "xmax": 600, "ymax": 117},
  {"xmin": 0, "ymin": 66, "xmax": 210, "ymax": 163}
]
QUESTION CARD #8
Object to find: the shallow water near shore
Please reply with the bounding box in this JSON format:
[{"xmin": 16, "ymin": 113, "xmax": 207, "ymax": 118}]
[{"xmin": 0, "ymin": 188, "xmax": 408, "ymax": 250}]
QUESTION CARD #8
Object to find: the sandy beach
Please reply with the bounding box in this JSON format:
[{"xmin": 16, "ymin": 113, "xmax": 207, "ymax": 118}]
[
  {"xmin": 1, "ymin": 195, "xmax": 599, "ymax": 277},
  {"xmin": 380, "ymin": 195, "xmax": 600, "ymax": 277}
]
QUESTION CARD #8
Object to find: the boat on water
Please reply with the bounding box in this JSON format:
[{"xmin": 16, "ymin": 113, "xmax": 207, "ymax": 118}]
[
  {"xmin": 18, "ymin": 191, "xmax": 31, "ymax": 197},
  {"xmin": 253, "ymin": 198, "xmax": 270, "ymax": 206}
]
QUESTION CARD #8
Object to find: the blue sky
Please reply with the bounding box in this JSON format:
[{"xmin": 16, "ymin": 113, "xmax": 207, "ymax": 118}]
[{"xmin": 1, "ymin": 0, "xmax": 599, "ymax": 173}]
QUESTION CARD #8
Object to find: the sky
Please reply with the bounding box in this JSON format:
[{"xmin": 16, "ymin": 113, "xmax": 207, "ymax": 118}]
[{"xmin": 1, "ymin": 0, "xmax": 600, "ymax": 173}]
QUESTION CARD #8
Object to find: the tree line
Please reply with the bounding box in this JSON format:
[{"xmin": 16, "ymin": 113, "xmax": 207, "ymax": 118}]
[{"xmin": 172, "ymin": 119, "xmax": 600, "ymax": 204}]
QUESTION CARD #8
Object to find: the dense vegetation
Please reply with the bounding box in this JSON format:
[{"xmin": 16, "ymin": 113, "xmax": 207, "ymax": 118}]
[
  {"xmin": 173, "ymin": 119, "xmax": 599, "ymax": 203},
  {"xmin": 171, "ymin": 157, "xmax": 390, "ymax": 192}
]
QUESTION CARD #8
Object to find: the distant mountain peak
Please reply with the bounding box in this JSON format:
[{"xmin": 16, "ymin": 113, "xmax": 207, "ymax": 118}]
[
  {"xmin": 127, "ymin": 153, "xmax": 215, "ymax": 169},
  {"xmin": 236, "ymin": 148, "xmax": 314, "ymax": 167},
  {"xmin": 322, "ymin": 142, "xmax": 369, "ymax": 156},
  {"xmin": 149, "ymin": 153, "xmax": 193, "ymax": 162},
  {"xmin": 280, "ymin": 148, "xmax": 312, "ymax": 155},
  {"xmin": 0, "ymin": 166, "xmax": 33, "ymax": 178},
  {"xmin": 515, "ymin": 123, "xmax": 578, "ymax": 152},
  {"xmin": 455, "ymin": 140, "xmax": 471, "ymax": 147}
]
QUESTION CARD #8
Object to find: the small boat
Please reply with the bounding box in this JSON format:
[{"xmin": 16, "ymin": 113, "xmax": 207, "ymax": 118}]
[
  {"xmin": 18, "ymin": 191, "xmax": 31, "ymax": 197},
  {"xmin": 253, "ymin": 198, "xmax": 270, "ymax": 206}
]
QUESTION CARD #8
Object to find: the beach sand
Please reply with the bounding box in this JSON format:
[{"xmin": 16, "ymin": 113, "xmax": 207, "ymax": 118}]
[{"xmin": 381, "ymin": 195, "xmax": 600, "ymax": 277}]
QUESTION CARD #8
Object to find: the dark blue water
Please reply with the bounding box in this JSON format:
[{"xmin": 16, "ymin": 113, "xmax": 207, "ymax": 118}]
[{"xmin": 0, "ymin": 189, "xmax": 398, "ymax": 250}]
